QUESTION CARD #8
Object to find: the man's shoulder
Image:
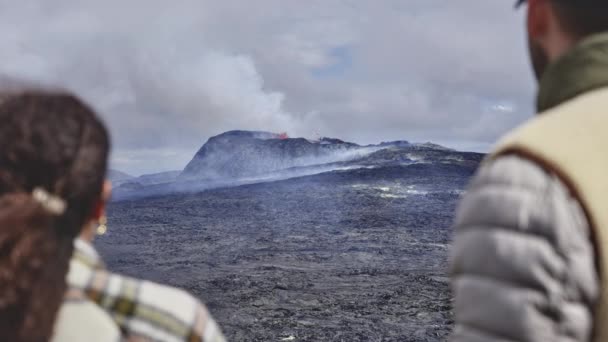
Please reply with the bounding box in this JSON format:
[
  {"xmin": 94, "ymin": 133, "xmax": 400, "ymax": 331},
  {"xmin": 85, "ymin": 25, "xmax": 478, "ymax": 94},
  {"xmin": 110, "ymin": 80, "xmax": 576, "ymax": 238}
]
[
  {"xmin": 469, "ymin": 154, "xmax": 556, "ymax": 192},
  {"xmin": 458, "ymin": 153, "xmax": 586, "ymax": 232},
  {"xmin": 458, "ymin": 152, "xmax": 591, "ymax": 248}
]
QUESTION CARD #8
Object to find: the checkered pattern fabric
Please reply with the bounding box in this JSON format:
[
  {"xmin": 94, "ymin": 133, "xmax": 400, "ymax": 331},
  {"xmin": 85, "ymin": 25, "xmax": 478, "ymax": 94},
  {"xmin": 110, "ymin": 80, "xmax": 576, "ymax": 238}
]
[
  {"xmin": 67, "ymin": 239, "xmax": 225, "ymax": 342},
  {"xmin": 54, "ymin": 288, "xmax": 123, "ymax": 342}
]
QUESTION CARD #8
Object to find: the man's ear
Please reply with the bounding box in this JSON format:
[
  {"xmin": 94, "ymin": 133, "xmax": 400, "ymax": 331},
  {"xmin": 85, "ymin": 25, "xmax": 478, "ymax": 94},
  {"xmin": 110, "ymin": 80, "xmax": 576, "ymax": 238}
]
[
  {"xmin": 527, "ymin": 0, "xmax": 551, "ymax": 43},
  {"xmin": 92, "ymin": 180, "xmax": 112, "ymax": 221}
]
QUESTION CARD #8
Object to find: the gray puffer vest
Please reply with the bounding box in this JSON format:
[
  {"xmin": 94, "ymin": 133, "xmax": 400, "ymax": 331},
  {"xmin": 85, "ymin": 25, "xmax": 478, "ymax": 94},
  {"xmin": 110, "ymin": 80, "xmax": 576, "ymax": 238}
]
[{"xmin": 450, "ymin": 33, "xmax": 608, "ymax": 342}]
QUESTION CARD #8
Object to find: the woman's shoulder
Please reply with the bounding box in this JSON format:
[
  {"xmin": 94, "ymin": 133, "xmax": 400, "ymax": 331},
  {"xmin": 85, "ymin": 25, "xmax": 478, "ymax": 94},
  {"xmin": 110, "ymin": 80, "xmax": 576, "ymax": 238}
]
[
  {"xmin": 105, "ymin": 272, "xmax": 225, "ymax": 341},
  {"xmin": 68, "ymin": 239, "xmax": 225, "ymax": 341},
  {"xmin": 52, "ymin": 289, "xmax": 121, "ymax": 342}
]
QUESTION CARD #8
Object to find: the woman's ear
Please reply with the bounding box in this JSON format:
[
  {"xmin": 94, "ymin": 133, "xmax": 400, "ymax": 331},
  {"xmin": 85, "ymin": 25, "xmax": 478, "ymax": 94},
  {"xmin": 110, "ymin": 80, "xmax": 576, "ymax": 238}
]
[
  {"xmin": 80, "ymin": 180, "xmax": 112, "ymax": 242},
  {"xmin": 102, "ymin": 180, "xmax": 112, "ymax": 203},
  {"xmin": 92, "ymin": 180, "xmax": 112, "ymax": 221}
]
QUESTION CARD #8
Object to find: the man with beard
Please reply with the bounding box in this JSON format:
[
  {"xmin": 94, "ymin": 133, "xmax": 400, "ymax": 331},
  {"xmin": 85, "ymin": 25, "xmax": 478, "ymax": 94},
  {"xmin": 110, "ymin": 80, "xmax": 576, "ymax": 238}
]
[{"xmin": 450, "ymin": 1, "xmax": 608, "ymax": 341}]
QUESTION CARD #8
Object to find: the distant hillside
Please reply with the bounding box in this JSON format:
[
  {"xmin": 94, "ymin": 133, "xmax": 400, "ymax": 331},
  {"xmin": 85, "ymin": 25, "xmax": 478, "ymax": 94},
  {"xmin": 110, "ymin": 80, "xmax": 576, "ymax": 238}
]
[
  {"xmin": 137, "ymin": 171, "xmax": 182, "ymax": 185},
  {"xmin": 114, "ymin": 170, "xmax": 182, "ymax": 190},
  {"xmin": 108, "ymin": 169, "xmax": 134, "ymax": 182},
  {"xmin": 111, "ymin": 130, "xmax": 483, "ymax": 201},
  {"xmin": 181, "ymin": 130, "xmax": 361, "ymax": 180}
]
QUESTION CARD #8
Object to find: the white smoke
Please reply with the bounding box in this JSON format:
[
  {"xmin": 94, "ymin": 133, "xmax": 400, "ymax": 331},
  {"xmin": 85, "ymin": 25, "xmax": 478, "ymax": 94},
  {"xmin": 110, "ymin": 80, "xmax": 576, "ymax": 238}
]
[
  {"xmin": 0, "ymin": 0, "xmax": 307, "ymax": 174},
  {"xmin": 0, "ymin": 0, "xmax": 534, "ymax": 175}
]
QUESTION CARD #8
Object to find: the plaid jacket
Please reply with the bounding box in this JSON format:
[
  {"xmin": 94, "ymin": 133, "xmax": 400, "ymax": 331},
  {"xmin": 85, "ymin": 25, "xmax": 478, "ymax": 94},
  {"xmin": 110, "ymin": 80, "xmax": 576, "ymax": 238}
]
[
  {"xmin": 53, "ymin": 288, "xmax": 122, "ymax": 342},
  {"xmin": 67, "ymin": 239, "xmax": 226, "ymax": 342}
]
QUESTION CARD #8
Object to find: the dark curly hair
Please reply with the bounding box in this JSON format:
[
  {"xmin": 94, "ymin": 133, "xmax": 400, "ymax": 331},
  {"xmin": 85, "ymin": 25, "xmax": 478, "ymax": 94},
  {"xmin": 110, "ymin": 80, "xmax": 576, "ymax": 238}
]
[{"xmin": 0, "ymin": 91, "xmax": 110, "ymax": 341}]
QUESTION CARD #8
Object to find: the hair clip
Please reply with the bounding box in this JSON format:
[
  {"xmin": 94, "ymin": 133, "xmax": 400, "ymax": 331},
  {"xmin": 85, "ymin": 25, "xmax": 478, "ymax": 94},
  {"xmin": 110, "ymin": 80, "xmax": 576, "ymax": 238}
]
[{"xmin": 32, "ymin": 188, "xmax": 67, "ymax": 215}]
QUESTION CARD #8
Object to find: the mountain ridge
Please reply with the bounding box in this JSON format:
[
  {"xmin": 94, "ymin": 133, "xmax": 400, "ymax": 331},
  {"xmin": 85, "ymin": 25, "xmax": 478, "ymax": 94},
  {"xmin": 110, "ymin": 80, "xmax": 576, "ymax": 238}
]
[
  {"xmin": 180, "ymin": 130, "xmax": 455, "ymax": 181},
  {"xmin": 112, "ymin": 130, "xmax": 483, "ymax": 201},
  {"xmin": 181, "ymin": 130, "xmax": 362, "ymax": 180}
]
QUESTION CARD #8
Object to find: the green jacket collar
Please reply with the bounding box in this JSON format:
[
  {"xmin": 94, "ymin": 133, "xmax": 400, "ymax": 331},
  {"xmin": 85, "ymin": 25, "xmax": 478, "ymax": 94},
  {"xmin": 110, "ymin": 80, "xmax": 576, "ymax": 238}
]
[{"xmin": 538, "ymin": 33, "xmax": 608, "ymax": 112}]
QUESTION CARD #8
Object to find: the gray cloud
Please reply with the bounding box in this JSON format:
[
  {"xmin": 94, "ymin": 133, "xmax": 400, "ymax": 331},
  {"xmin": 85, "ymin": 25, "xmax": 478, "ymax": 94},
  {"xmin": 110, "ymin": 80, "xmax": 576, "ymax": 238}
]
[{"xmin": 0, "ymin": 0, "xmax": 535, "ymax": 175}]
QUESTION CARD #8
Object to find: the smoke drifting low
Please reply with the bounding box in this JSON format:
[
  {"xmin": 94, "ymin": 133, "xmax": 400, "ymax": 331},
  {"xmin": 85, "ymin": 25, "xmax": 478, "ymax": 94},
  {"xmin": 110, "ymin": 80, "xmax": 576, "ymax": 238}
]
[{"xmin": 0, "ymin": 0, "xmax": 315, "ymax": 174}]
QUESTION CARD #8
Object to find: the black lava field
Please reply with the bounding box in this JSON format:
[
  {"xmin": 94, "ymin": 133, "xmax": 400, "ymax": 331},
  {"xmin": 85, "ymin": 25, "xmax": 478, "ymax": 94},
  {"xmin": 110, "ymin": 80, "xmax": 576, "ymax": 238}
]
[{"xmin": 96, "ymin": 131, "xmax": 483, "ymax": 341}]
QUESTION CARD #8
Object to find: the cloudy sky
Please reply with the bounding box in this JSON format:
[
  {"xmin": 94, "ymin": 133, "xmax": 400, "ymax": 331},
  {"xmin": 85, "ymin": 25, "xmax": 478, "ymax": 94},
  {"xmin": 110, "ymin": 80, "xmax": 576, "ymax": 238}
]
[{"xmin": 0, "ymin": 0, "xmax": 535, "ymax": 175}]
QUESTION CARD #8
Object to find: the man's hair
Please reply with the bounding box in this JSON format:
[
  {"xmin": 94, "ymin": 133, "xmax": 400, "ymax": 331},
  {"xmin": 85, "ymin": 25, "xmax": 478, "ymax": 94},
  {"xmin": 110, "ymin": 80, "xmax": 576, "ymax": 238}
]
[
  {"xmin": 517, "ymin": 0, "xmax": 608, "ymax": 38},
  {"xmin": 552, "ymin": 1, "xmax": 608, "ymax": 38}
]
